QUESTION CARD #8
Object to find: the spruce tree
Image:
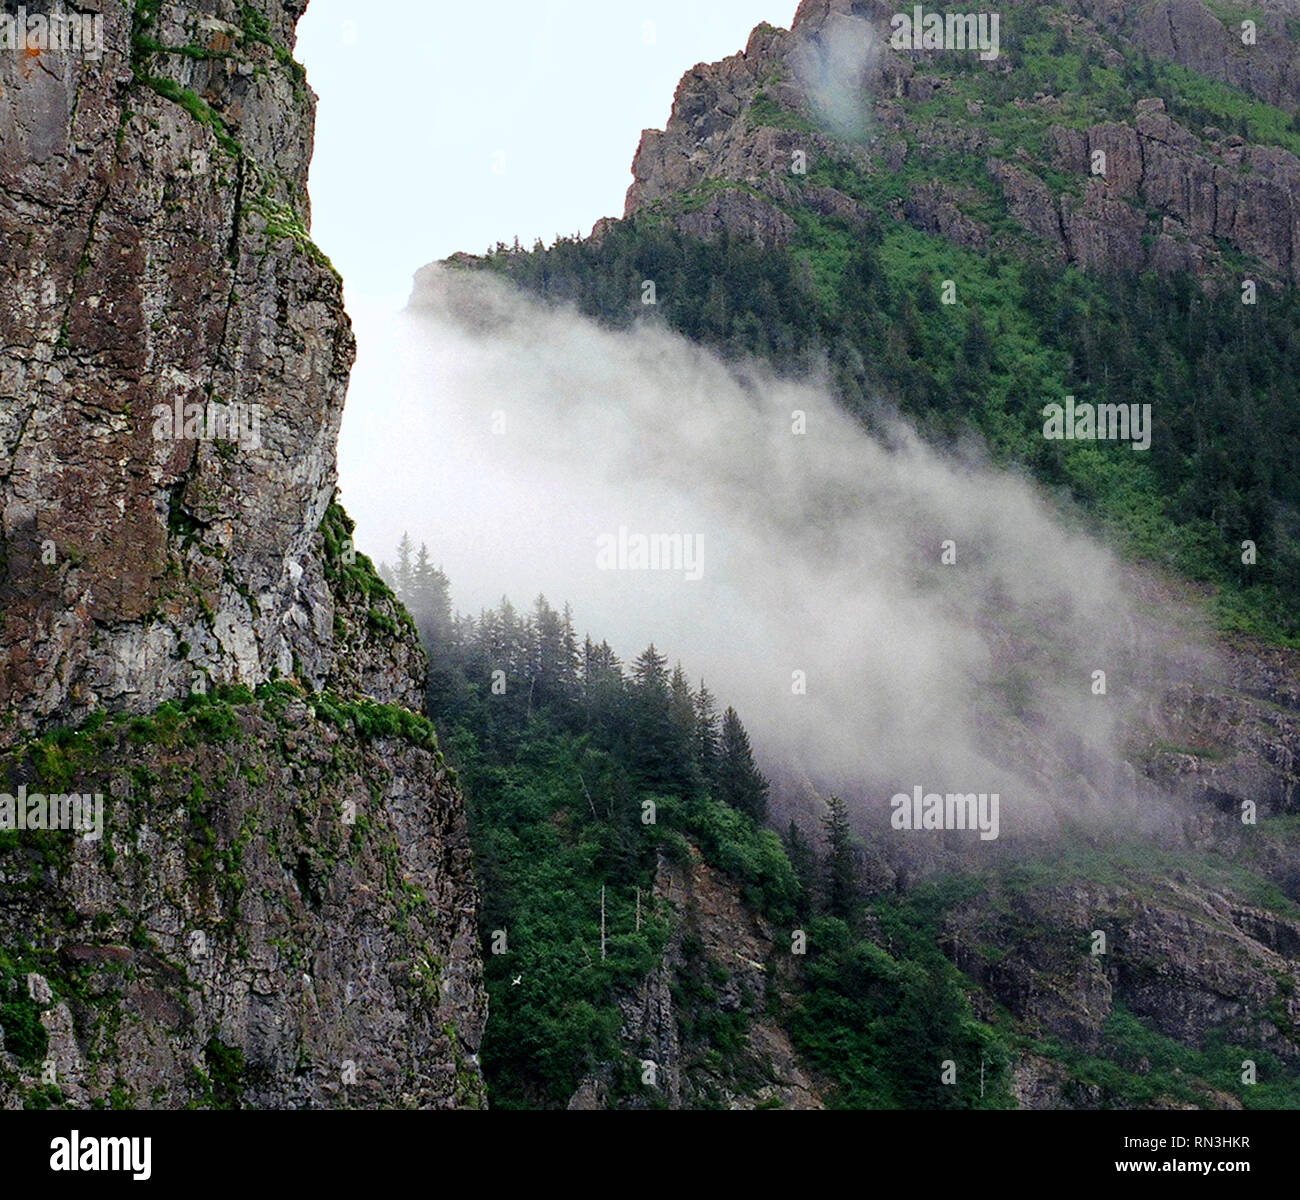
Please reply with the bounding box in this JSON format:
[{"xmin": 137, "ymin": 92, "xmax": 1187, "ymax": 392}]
[
  {"xmin": 395, "ymin": 532, "xmax": 414, "ymax": 602},
  {"xmin": 716, "ymin": 707, "xmax": 768, "ymax": 822},
  {"xmin": 630, "ymin": 645, "xmax": 692, "ymax": 797},
  {"xmin": 669, "ymin": 665, "xmax": 695, "ymax": 736},
  {"xmin": 694, "ymin": 681, "xmax": 720, "ymax": 784},
  {"xmin": 632, "ymin": 644, "xmax": 669, "ymax": 694},
  {"xmin": 822, "ymin": 795, "xmax": 857, "ymax": 921},
  {"xmin": 410, "ymin": 543, "xmax": 452, "ymax": 646},
  {"xmin": 784, "ymin": 820, "xmax": 818, "ymax": 919}
]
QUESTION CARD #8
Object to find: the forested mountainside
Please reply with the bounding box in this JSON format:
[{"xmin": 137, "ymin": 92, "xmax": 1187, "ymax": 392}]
[
  {"xmin": 378, "ymin": 540, "xmax": 1300, "ymax": 1109},
  {"xmin": 399, "ymin": 0, "xmax": 1300, "ymax": 1108},
  {"xmin": 0, "ymin": 5, "xmax": 485, "ymax": 1108},
  {"xmin": 461, "ymin": 0, "xmax": 1300, "ymax": 645}
]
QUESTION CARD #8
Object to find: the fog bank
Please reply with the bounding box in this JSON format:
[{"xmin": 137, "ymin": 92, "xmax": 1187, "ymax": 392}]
[{"xmin": 338, "ymin": 267, "xmax": 1193, "ymax": 839}]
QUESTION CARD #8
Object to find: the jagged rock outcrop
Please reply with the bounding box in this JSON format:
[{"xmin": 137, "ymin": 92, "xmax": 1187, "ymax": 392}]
[
  {"xmin": 1097, "ymin": 0, "xmax": 1300, "ymax": 112},
  {"xmin": 0, "ymin": 689, "xmax": 486, "ymax": 1109},
  {"xmin": 949, "ymin": 871, "xmax": 1300, "ymax": 1108},
  {"xmin": 0, "ymin": 1, "xmax": 488, "ymax": 1109},
  {"xmin": 998, "ymin": 102, "xmax": 1300, "ymax": 282},
  {"xmin": 1147, "ymin": 636, "xmax": 1300, "ymax": 823},
  {"xmin": 924, "ymin": 629, "xmax": 1300, "ymax": 1109},
  {"xmin": 613, "ymin": 0, "xmax": 1300, "ymax": 285}
]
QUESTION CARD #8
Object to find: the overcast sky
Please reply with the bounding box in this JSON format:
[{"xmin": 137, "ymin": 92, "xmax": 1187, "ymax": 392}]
[{"xmin": 297, "ymin": 0, "xmax": 790, "ymax": 304}]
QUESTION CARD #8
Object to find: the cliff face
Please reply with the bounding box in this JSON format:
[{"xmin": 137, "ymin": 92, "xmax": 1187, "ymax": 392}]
[
  {"xmin": 0, "ymin": 2, "xmax": 488, "ymax": 1108},
  {"xmin": 0, "ymin": 686, "xmax": 487, "ymax": 1110},
  {"xmin": 0, "ymin": 0, "xmax": 354, "ymax": 735},
  {"xmin": 619, "ymin": 0, "xmax": 1300, "ymax": 286}
]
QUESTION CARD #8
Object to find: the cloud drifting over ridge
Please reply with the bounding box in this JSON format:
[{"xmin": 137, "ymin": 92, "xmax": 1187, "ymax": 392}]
[{"xmin": 340, "ymin": 267, "xmax": 1183, "ymax": 838}]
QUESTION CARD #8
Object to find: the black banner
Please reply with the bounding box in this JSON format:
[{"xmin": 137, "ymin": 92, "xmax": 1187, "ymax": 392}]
[{"xmin": 0, "ymin": 1108, "xmax": 1291, "ymax": 1188}]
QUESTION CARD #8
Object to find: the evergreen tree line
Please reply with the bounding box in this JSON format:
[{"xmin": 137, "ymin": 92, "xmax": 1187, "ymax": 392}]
[
  {"xmin": 377, "ymin": 532, "xmax": 453, "ymax": 648},
  {"xmin": 781, "ymin": 795, "xmax": 862, "ymax": 926},
  {"xmin": 372, "ymin": 537, "xmax": 1014, "ymax": 1108},
  {"xmin": 377, "ymin": 536, "xmax": 881, "ymax": 928},
  {"xmin": 380, "ymin": 539, "xmax": 771, "ymax": 822}
]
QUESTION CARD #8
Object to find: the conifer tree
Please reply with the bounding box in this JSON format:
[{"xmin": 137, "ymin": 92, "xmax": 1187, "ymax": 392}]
[
  {"xmin": 669, "ymin": 664, "xmax": 695, "ymax": 735},
  {"xmin": 411, "ymin": 542, "xmax": 452, "ymax": 645},
  {"xmin": 630, "ymin": 645, "xmax": 693, "ymax": 796},
  {"xmin": 694, "ymin": 681, "xmax": 720, "ymax": 783},
  {"xmin": 632, "ymin": 644, "xmax": 669, "ymax": 694},
  {"xmin": 395, "ymin": 532, "xmax": 414, "ymax": 602},
  {"xmin": 822, "ymin": 795, "xmax": 857, "ymax": 921},
  {"xmin": 784, "ymin": 820, "xmax": 818, "ymax": 920},
  {"xmin": 716, "ymin": 707, "xmax": 768, "ymax": 821}
]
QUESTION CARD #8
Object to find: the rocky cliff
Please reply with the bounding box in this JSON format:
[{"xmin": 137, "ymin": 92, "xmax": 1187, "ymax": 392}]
[
  {"xmin": 2, "ymin": 0, "xmax": 350, "ymax": 734},
  {"xmin": 617, "ymin": 0, "xmax": 1300, "ymax": 287},
  {"xmin": 0, "ymin": 1, "xmax": 487, "ymax": 1108},
  {"xmin": 568, "ymin": 845, "xmax": 823, "ymax": 1110}
]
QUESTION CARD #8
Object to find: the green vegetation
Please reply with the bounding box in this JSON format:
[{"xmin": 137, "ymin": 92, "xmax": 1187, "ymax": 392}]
[
  {"xmin": 245, "ymin": 191, "xmax": 339, "ymax": 277},
  {"xmin": 787, "ymin": 912, "xmax": 1012, "ymax": 1109},
  {"xmin": 322, "ymin": 500, "xmax": 415, "ymax": 628},
  {"xmin": 0, "ymin": 954, "xmax": 49, "ymax": 1068},
  {"xmin": 383, "ymin": 567, "xmax": 800, "ymax": 1104},
  {"xmin": 386, "ymin": 435, "xmax": 1299, "ymax": 1110},
  {"xmin": 1046, "ymin": 1003, "xmax": 1298, "ymax": 1110},
  {"xmin": 199, "ymin": 1036, "xmax": 244, "ymax": 1109}
]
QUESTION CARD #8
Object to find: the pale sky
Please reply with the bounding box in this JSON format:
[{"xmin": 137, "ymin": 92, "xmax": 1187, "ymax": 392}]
[
  {"xmin": 297, "ymin": 0, "xmax": 792, "ymax": 305},
  {"xmin": 295, "ymin": 1, "xmax": 796, "ymax": 617}
]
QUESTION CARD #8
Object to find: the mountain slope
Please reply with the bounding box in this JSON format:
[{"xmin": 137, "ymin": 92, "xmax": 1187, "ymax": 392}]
[
  {"xmin": 412, "ymin": 0, "xmax": 1300, "ymax": 1108},
  {"xmin": 460, "ymin": 0, "xmax": 1300, "ymax": 644}
]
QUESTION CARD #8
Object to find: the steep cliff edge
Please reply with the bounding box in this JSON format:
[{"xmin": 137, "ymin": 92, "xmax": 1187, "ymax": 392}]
[
  {"xmin": 1, "ymin": 0, "xmax": 351, "ymax": 733},
  {"xmin": 619, "ymin": 0, "xmax": 1300, "ymax": 287},
  {"xmin": 0, "ymin": 2, "xmax": 487, "ymax": 1108},
  {"xmin": 568, "ymin": 845, "xmax": 824, "ymax": 1110}
]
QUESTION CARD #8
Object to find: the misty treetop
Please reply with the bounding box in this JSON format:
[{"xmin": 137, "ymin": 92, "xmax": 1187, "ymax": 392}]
[
  {"xmin": 387, "ymin": 535, "xmax": 1022, "ymax": 1108},
  {"xmin": 378, "ymin": 533, "xmax": 452, "ymax": 647},
  {"xmin": 371, "ymin": 534, "xmax": 1294, "ymax": 1112},
  {"xmin": 379, "ymin": 534, "xmax": 767, "ymax": 816}
]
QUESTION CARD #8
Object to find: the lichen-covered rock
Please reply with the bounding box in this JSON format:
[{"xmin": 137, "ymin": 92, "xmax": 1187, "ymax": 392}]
[
  {"xmin": 0, "ymin": 691, "xmax": 487, "ymax": 1109},
  {"xmin": 0, "ymin": 1, "xmax": 359, "ymax": 737}
]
